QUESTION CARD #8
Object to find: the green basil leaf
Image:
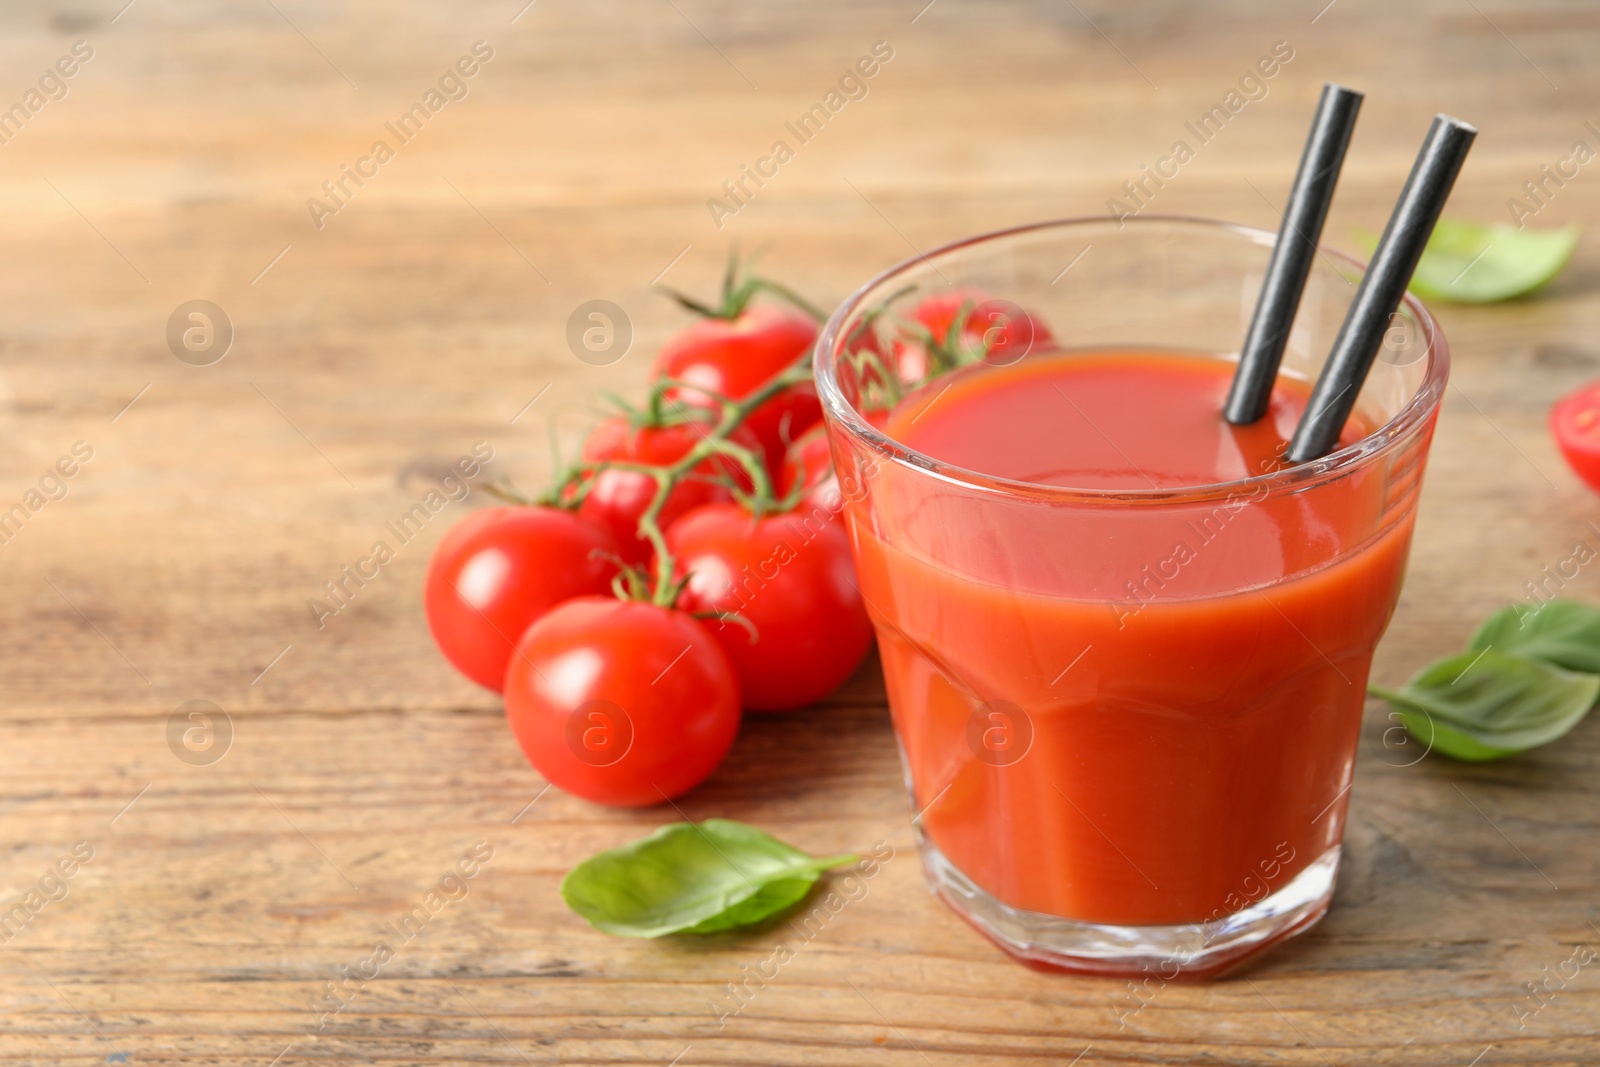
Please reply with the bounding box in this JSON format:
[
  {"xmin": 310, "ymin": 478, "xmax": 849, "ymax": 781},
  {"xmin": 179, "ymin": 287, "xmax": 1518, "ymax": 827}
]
[
  {"xmin": 1468, "ymin": 599, "xmax": 1600, "ymax": 674},
  {"xmin": 684, "ymin": 877, "xmax": 819, "ymax": 934},
  {"xmin": 560, "ymin": 819, "xmax": 856, "ymax": 938},
  {"xmin": 1354, "ymin": 219, "xmax": 1579, "ymax": 304},
  {"xmin": 1389, "ymin": 708, "xmax": 1524, "ymax": 763},
  {"xmin": 1371, "ymin": 648, "xmax": 1600, "ymax": 761}
]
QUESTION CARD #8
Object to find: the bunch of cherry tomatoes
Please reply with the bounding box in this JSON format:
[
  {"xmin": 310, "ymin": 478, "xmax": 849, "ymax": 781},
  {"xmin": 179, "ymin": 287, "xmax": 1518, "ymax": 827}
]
[{"xmin": 423, "ymin": 258, "xmax": 1049, "ymax": 807}]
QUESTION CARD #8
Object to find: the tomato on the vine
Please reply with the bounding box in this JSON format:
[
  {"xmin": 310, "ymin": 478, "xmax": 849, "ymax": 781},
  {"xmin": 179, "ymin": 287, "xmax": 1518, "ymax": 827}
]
[
  {"xmin": 503, "ymin": 596, "xmax": 741, "ymax": 806},
  {"xmin": 778, "ymin": 422, "xmax": 837, "ymax": 516},
  {"xmin": 668, "ymin": 503, "xmax": 873, "ymax": 711},
  {"xmin": 577, "ymin": 416, "xmax": 762, "ymax": 567},
  {"xmin": 654, "ymin": 304, "xmax": 822, "ymax": 476},
  {"xmin": 778, "ymin": 412, "xmax": 886, "ymax": 522},
  {"xmin": 424, "ymin": 506, "xmax": 619, "ymax": 692},
  {"xmin": 1552, "ymin": 380, "xmax": 1600, "ymax": 492},
  {"xmin": 892, "ymin": 290, "xmax": 1054, "ymax": 386}
]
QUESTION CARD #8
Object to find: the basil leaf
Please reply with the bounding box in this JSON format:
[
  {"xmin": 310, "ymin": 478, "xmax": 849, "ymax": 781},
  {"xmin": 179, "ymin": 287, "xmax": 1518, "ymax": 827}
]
[
  {"xmin": 1354, "ymin": 219, "xmax": 1578, "ymax": 304},
  {"xmin": 1388, "ymin": 708, "xmax": 1526, "ymax": 763},
  {"xmin": 1371, "ymin": 649, "xmax": 1600, "ymax": 761},
  {"xmin": 1468, "ymin": 599, "xmax": 1600, "ymax": 674},
  {"xmin": 560, "ymin": 819, "xmax": 856, "ymax": 938},
  {"xmin": 685, "ymin": 877, "xmax": 819, "ymax": 934}
]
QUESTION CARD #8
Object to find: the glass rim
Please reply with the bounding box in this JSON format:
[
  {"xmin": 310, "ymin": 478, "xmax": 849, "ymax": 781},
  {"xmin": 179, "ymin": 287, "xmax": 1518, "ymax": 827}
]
[{"xmin": 813, "ymin": 213, "xmax": 1450, "ymax": 506}]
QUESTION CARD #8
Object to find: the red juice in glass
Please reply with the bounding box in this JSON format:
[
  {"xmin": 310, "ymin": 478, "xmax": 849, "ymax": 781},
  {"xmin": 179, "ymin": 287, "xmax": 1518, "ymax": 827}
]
[{"xmin": 815, "ymin": 218, "xmax": 1447, "ymax": 976}]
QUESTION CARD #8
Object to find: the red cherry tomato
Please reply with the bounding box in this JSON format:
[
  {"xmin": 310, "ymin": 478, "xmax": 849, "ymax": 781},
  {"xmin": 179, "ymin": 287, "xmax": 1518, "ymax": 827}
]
[
  {"xmin": 778, "ymin": 411, "xmax": 888, "ymax": 522},
  {"xmin": 893, "ymin": 291, "xmax": 1054, "ymax": 387},
  {"xmin": 577, "ymin": 417, "xmax": 761, "ymax": 567},
  {"xmin": 653, "ymin": 305, "xmax": 821, "ymax": 476},
  {"xmin": 1552, "ymin": 380, "xmax": 1600, "ymax": 492},
  {"xmin": 912, "ymin": 289, "xmax": 981, "ymax": 338},
  {"xmin": 424, "ymin": 507, "xmax": 618, "ymax": 692},
  {"xmin": 503, "ymin": 596, "xmax": 741, "ymax": 806},
  {"xmin": 668, "ymin": 503, "xmax": 874, "ymax": 711},
  {"xmin": 778, "ymin": 422, "xmax": 838, "ymax": 515},
  {"xmin": 833, "ymin": 319, "xmax": 906, "ymax": 414},
  {"xmin": 974, "ymin": 300, "xmax": 1052, "ymax": 365}
]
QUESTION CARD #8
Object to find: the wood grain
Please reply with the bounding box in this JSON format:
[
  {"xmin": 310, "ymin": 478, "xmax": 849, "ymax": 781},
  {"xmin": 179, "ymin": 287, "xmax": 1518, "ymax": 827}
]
[{"xmin": 0, "ymin": 0, "xmax": 1596, "ymax": 1062}]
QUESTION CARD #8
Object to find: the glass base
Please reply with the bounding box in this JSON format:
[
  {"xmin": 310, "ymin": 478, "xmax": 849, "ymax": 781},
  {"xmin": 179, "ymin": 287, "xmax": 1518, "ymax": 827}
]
[{"xmin": 919, "ymin": 837, "xmax": 1340, "ymax": 978}]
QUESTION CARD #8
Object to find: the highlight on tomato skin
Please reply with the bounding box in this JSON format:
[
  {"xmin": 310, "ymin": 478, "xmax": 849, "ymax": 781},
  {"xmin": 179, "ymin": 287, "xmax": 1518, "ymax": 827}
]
[
  {"xmin": 1551, "ymin": 379, "xmax": 1600, "ymax": 493},
  {"xmin": 502, "ymin": 596, "xmax": 742, "ymax": 807},
  {"xmin": 423, "ymin": 506, "xmax": 619, "ymax": 692},
  {"xmin": 667, "ymin": 502, "xmax": 874, "ymax": 712}
]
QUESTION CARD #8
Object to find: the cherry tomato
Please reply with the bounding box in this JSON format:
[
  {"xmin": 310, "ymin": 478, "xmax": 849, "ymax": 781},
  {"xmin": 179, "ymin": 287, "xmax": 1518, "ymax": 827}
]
[
  {"xmin": 653, "ymin": 305, "xmax": 821, "ymax": 476},
  {"xmin": 424, "ymin": 507, "xmax": 619, "ymax": 692},
  {"xmin": 668, "ymin": 503, "xmax": 874, "ymax": 711},
  {"xmin": 503, "ymin": 596, "xmax": 741, "ymax": 806},
  {"xmin": 1551, "ymin": 380, "xmax": 1600, "ymax": 492},
  {"xmin": 911, "ymin": 289, "xmax": 980, "ymax": 338},
  {"xmin": 893, "ymin": 291, "xmax": 1054, "ymax": 387},
  {"xmin": 834, "ymin": 318, "xmax": 906, "ymax": 412},
  {"xmin": 778, "ymin": 411, "xmax": 887, "ymax": 522},
  {"xmin": 974, "ymin": 300, "xmax": 1052, "ymax": 365},
  {"xmin": 778, "ymin": 422, "xmax": 838, "ymax": 516},
  {"xmin": 577, "ymin": 417, "xmax": 761, "ymax": 567}
]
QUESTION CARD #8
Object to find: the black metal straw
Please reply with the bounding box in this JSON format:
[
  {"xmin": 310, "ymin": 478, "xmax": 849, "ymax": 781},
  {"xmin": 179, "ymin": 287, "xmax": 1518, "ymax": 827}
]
[
  {"xmin": 1225, "ymin": 83, "xmax": 1364, "ymax": 426},
  {"xmin": 1285, "ymin": 114, "xmax": 1476, "ymax": 464}
]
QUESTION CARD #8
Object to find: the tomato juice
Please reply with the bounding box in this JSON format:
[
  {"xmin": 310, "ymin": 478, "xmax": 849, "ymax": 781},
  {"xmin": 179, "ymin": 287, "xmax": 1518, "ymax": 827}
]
[{"xmin": 847, "ymin": 349, "xmax": 1421, "ymax": 927}]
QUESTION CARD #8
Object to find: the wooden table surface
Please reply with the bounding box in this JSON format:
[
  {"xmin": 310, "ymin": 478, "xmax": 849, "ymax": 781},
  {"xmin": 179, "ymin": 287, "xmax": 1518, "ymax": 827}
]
[{"xmin": 1, "ymin": 0, "xmax": 1597, "ymax": 1063}]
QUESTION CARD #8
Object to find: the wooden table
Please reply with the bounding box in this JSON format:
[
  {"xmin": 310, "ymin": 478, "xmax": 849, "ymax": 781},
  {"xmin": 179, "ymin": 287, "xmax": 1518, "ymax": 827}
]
[{"xmin": 1, "ymin": 0, "xmax": 1596, "ymax": 1062}]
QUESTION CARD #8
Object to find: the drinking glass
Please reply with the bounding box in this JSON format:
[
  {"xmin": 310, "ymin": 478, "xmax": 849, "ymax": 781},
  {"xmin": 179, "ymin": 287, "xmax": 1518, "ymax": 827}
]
[{"xmin": 814, "ymin": 216, "xmax": 1446, "ymax": 976}]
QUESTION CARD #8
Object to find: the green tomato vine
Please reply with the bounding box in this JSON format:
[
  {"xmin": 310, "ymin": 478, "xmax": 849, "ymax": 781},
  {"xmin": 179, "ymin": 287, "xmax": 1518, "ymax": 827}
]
[{"xmin": 488, "ymin": 258, "xmax": 965, "ymax": 610}]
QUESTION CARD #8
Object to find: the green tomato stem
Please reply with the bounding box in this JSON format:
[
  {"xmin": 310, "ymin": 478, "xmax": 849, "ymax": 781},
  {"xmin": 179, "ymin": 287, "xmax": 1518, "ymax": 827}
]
[{"xmin": 542, "ymin": 356, "xmax": 815, "ymax": 606}]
